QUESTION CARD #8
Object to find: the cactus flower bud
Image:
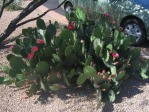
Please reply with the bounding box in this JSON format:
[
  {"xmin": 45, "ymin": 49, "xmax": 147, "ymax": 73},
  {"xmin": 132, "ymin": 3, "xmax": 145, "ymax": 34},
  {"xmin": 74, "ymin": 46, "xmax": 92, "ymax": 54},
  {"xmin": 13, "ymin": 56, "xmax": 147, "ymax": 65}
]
[
  {"xmin": 112, "ymin": 52, "xmax": 119, "ymax": 59},
  {"xmin": 28, "ymin": 53, "xmax": 34, "ymax": 59},
  {"xmin": 109, "ymin": 51, "xmax": 112, "ymax": 54},
  {"xmin": 32, "ymin": 46, "xmax": 38, "ymax": 53},
  {"xmin": 9, "ymin": 45, "xmax": 14, "ymax": 49},
  {"xmin": 102, "ymin": 70, "xmax": 106, "ymax": 74},
  {"xmin": 37, "ymin": 39, "xmax": 44, "ymax": 44},
  {"xmin": 24, "ymin": 93, "xmax": 29, "ymax": 99},
  {"xmin": 22, "ymin": 85, "xmax": 26, "ymax": 89},
  {"xmin": 107, "ymin": 77, "xmax": 112, "ymax": 81},
  {"xmin": 104, "ymin": 13, "xmax": 110, "ymax": 17},
  {"xmin": 107, "ymin": 71, "xmax": 110, "ymax": 74},
  {"xmin": 113, "ymin": 62, "xmax": 119, "ymax": 65},
  {"xmin": 56, "ymin": 72, "xmax": 61, "ymax": 78},
  {"xmin": 90, "ymin": 62, "xmax": 94, "ymax": 66},
  {"xmin": 33, "ymin": 80, "xmax": 37, "ymax": 84},
  {"xmin": 120, "ymin": 27, "xmax": 123, "ymax": 31},
  {"xmin": 67, "ymin": 24, "xmax": 74, "ymax": 30},
  {"xmin": 112, "ymin": 20, "xmax": 116, "ymax": 24},
  {"xmin": 102, "ymin": 88, "xmax": 106, "ymax": 91},
  {"xmin": 80, "ymin": 39, "xmax": 84, "ymax": 43},
  {"xmin": 102, "ymin": 75, "xmax": 106, "ymax": 79},
  {"xmin": 67, "ymin": 21, "xmax": 75, "ymax": 30},
  {"xmin": 93, "ymin": 64, "xmax": 96, "ymax": 67},
  {"xmin": 97, "ymin": 72, "xmax": 101, "ymax": 76},
  {"xmin": 25, "ymin": 80, "xmax": 29, "ymax": 85},
  {"xmin": 111, "ymin": 74, "xmax": 116, "ymax": 77}
]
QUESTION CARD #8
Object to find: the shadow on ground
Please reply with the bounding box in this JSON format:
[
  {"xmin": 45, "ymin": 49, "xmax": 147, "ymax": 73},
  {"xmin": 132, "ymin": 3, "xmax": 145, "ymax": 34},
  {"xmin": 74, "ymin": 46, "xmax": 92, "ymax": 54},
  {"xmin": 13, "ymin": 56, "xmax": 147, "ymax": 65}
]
[
  {"xmin": 101, "ymin": 78, "xmax": 149, "ymax": 112},
  {"xmin": 34, "ymin": 83, "xmax": 96, "ymax": 104},
  {"xmin": 33, "ymin": 76, "xmax": 149, "ymax": 111},
  {"xmin": 141, "ymin": 40, "xmax": 149, "ymax": 48}
]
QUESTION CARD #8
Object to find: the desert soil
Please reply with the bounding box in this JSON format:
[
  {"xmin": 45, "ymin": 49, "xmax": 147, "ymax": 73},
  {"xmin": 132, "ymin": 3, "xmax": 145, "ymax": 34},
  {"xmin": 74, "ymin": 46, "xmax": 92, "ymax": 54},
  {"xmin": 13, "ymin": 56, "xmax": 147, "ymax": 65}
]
[{"xmin": 0, "ymin": 1, "xmax": 149, "ymax": 112}]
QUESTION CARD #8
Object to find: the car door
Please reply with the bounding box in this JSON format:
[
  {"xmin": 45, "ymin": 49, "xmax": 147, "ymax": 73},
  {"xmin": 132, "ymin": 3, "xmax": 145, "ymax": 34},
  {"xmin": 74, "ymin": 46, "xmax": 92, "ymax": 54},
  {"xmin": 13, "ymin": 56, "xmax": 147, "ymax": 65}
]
[
  {"xmin": 75, "ymin": 0, "xmax": 97, "ymax": 14},
  {"xmin": 85, "ymin": 0, "xmax": 111, "ymax": 19},
  {"xmin": 95, "ymin": 0, "xmax": 111, "ymax": 13},
  {"xmin": 70, "ymin": 0, "xmax": 102, "ymax": 19},
  {"xmin": 70, "ymin": 0, "xmax": 90, "ymax": 10},
  {"xmin": 94, "ymin": 0, "xmax": 126, "ymax": 22}
]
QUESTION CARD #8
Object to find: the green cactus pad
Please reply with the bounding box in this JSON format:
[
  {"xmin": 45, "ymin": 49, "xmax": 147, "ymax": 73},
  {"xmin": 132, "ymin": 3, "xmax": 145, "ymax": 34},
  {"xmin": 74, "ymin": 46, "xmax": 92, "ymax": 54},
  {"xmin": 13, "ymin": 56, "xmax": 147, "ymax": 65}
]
[
  {"xmin": 60, "ymin": 29, "xmax": 73, "ymax": 41},
  {"xmin": 52, "ymin": 54, "xmax": 61, "ymax": 62},
  {"xmin": 44, "ymin": 46, "xmax": 54, "ymax": 56},
  {"xmin": 93, "ymin": 38, "xmax": 102, "ymax": 50},
  {"xmin": 75, "ymin": 8, "xmax": 87, "ymax": 22},
  {"xmin": 68, "ymin": 69, "xmax": 76, "ymax": 79},
  {"xmin": 1, "ymin": 65, "xmax": 10, "ymax": 73},
  {"xmin": 0, "ymin": 77, "xmax": 12, "ymax": 85},
  {"xmin": 10, "ymin": 57, "xmax": 26, "ymax": 70},
  {"xmin": 16, "ymin": 39, "xmax": 22, "ymax": 46},
  {"xmin": 47, "ymin": 24, "xmax": 56, "ymax": 38},
  {"xmin": 0, "ymin": 77, "xmax": 5, "ymax": 84},
  {"xmin": 100, "ymin": 83, "xmax": 111, "ymax": 90},
  {"xmin": 116, "ymin": 71, "xmax": 125, "ymax": 81},
  {"xmin": 7, "ymin": 54, "xmax": 15, "ymax": 61},
  {"xmin": 30, "ymin": 83, "xmax": 38, "ymax": 94},
  {"xmin": 49, "ymin": 85, "xmax": 61, "ymax": 91},
  {"xmin": 9, "ymin": 69, "xmax": 17, "ymax": 78},
  {"xmin": 12, "ymin": 46, "xmax": 21, "ymax": 55},
  {"xmin": 83, "ymin": 66, "xmax": 97, "ymax": 78},
  {"xmin": 23, "ymin": 38, "xmax": 31, "ymax": 46},
  {"xmin": 15, "ymin": 80, "xmax": 25, "ymax": 87},
  {"xmin": 114, "ymin": 30, "xmax": 119, "ymax": 43},
  {"xmin": 27, "ymin": 72, "xmax": 38, "ymax": 82},
  {"xmin": 16, "ymin": 74, "xmax": 25, "ymax": 81},
  {"xmin": 54, "ymin": 37, "xmax": 62, "ymax": 47},
  {"xmin": 22, "ymin": 27, "xmax": 33, "ymax": 37},
  {"xmin": 36, "ymin": 19, "xmax": 46, "ymax": 29},
  {"xmin": 106, "ymin": 44, "xmax": 113, "ymax": 51},
  {"xmin": 65, "ymin": 45, "xmax": 73, "ymax": 56},
  {"xmin": 93, "ymin": 75, "xmax": 107, "ymax": 85},
  {"xmin": 36, "ymin": 61, "xmax": 49, "ymax": 74},
  {"xmin": 85, "ymin": 56, "xmax": 93, "ymax": 66},
  {"xmin": 108, "ymin": 90, "xmax": 116, "ymax": 102},
  {"xmin": 20, "ymin": 49, "xmax": 28, "ymax": 58},
  {"xmin": 77, "ymin": 73, "xmax": 87, "ymax": 85},
  {"xmin": 103, "ymin": 49, "xmax": 110, "ymax": 62}
]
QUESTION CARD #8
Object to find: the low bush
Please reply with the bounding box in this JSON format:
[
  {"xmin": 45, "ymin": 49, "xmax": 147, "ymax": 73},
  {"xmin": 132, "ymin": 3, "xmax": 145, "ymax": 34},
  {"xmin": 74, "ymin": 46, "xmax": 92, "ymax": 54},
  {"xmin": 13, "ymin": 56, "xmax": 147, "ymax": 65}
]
[
  {"xmin": 5, "ymin": 0, "xmax": 23, "ymax": 11},
  {"xmin": 0, "ymin": 8, "xmax": 149, "ymax": 103}
]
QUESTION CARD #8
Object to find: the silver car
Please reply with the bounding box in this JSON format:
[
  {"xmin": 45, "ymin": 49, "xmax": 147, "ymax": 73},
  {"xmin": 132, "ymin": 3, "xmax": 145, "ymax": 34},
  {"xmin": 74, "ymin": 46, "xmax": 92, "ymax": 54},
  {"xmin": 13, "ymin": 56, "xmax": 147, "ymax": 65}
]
[{"xmin": 59, "ymin": 0, "xmax": 149, "ymax": 44}]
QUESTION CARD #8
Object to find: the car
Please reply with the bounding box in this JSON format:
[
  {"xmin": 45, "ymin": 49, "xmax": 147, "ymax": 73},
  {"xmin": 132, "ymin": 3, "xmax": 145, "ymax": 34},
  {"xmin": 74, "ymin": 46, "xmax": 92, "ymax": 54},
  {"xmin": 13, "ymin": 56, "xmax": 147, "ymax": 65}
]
[{"xmin": 59, "ymin": 0, "xmax": 149, "ymax": 44}]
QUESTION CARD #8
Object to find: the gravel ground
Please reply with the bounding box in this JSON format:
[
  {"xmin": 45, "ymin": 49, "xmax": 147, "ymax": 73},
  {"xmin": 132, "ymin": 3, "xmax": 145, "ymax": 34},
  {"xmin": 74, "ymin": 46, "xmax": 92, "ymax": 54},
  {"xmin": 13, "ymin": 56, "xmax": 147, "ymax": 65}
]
[{"xmin": 0, "ymin": 2, "xmax": 149, "ymax": 112}]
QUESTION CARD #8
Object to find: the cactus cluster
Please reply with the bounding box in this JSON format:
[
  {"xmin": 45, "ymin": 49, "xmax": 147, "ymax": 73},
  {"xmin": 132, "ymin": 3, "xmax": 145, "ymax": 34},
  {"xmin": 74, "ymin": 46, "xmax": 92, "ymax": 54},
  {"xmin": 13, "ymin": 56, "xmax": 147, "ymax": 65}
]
[{"xmin": 0, "ymin": 8, "xmax": 149, "ymax": 102}]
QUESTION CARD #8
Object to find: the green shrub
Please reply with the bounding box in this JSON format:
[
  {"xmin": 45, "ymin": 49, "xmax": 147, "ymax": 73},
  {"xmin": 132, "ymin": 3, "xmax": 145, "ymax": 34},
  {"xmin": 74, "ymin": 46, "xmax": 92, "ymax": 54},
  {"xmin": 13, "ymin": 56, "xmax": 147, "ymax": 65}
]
[
  {"xmin": 0, "ymin": 8, "xmax": 149, "ymax": 103},
  {"xmin": 5, "ymin": 0, "xmax": 23, "ymax": 11}
]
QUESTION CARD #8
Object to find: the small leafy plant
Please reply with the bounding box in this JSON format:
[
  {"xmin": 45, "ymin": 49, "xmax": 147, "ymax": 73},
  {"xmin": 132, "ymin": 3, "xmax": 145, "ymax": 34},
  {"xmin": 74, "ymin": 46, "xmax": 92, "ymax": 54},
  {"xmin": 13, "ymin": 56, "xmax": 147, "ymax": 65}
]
[
  {"xmin": 6, "ymin": 0, "xmax": 23, "ymax": 11},
  {"xmin": 0, "ymin": 8, "xmax": 149, "ymax": 102}
]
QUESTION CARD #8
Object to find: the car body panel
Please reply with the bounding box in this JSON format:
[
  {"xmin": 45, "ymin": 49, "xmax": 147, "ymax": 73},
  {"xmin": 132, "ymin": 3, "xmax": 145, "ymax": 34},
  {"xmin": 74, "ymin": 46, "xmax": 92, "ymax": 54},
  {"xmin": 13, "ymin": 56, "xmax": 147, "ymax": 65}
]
[{"xmin": 59, "ymin": 0, "xmax": 149, "ymax": 39}]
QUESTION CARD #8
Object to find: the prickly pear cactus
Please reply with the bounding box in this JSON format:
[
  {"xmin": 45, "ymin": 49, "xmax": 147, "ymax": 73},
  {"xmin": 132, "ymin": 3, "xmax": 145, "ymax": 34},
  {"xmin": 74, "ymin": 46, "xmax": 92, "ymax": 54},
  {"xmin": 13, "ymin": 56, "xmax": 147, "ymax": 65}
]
[{"xmin": 0, "ymin": 8, "xmax": 149, "ymax": 103}]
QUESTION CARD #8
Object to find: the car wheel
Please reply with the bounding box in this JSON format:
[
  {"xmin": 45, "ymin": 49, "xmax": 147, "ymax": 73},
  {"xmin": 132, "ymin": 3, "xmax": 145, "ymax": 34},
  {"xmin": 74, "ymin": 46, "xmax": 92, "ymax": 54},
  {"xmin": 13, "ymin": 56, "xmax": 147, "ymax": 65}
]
[
  {"xmin": 64, "ymin": 2, "xmax": 73, "ymax": 14},
  {"xmin": 121, "ymin": 18, "xmax": 146, "ymax": 44}
]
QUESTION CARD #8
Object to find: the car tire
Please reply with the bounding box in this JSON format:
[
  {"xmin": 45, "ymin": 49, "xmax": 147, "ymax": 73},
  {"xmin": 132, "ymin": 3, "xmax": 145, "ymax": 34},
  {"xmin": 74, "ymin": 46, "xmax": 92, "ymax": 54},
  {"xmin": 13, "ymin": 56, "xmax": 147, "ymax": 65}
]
[
  {"xmin": 64, "ymin": 2, "xmax": 73, "ymax": 13},
  {"xmin": 121, "ymin": 18, "xmax": 146, "ymax": 45}
]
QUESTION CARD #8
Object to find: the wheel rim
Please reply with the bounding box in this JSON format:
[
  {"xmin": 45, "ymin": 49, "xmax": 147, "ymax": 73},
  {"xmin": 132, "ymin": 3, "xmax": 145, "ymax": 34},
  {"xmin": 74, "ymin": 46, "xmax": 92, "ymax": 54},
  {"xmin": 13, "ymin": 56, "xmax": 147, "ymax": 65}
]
[
  {"xmin": 124, "ymin": 23, "xmax": 142, "ymax": 42},
  {"xmin": 65, "ymin": 5, "xmax": 72, "ymax": 14}
]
